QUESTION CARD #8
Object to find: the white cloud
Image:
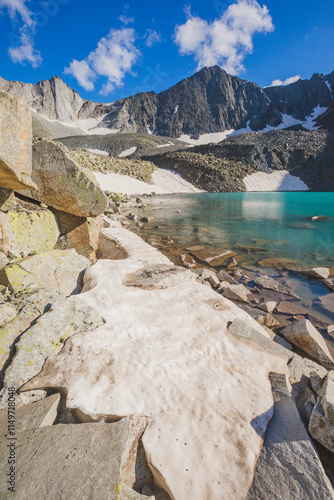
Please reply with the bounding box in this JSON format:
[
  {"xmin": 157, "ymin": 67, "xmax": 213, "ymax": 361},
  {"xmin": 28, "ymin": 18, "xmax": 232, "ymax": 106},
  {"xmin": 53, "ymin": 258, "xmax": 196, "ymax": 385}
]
[
  {"xmin": 144, "ymin": 29, "xmax": 162, "ymax": 47},
  {"xmin": 269, "ymin": 75, "xmax": 301, "ymax": 87},
  {"xmin": 0, "ymin": 0, "xmax": 34, "ymax": 26},
  {"xmin": 8, "ymin": 29, "xmax": 42, "ymax": 67},
  {"xmin": 174, "ymin": 0, "xmax": 274, "ymax": 75},
  {"xmin": 64, "ymin": 28, "xmax": 141, "ymax": 95},
  {"xmin": 119, "ymin": 14, "xmax": 134, "ymax": 25}
]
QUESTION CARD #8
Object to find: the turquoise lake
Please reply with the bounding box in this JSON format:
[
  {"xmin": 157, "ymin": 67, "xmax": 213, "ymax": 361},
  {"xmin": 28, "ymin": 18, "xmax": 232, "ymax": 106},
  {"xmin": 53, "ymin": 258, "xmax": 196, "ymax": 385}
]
[{"xmin": 133, "ymin": 192, "xmax": 334, "ymax": 328}]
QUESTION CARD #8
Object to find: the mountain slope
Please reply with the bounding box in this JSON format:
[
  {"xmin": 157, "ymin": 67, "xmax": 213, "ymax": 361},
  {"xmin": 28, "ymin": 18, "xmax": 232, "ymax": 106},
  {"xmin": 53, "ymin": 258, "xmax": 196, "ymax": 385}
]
[{"xmin": 0, "ymin": 67, "xmax": 333, "ymax": 139}]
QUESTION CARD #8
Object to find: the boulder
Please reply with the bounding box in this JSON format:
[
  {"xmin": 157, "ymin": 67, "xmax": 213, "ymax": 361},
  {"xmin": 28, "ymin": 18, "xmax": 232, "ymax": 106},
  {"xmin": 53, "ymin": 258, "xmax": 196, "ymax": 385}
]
[
  {"xmin": 317, "ymin": 294, "xmax": 334, "ymax": 314},
  {"xmin": 287, "ymin": 354, "xmax": 328, "ymax": 403},
  {"xmin": 216, "ymin": 269, "xmax": 238, "ymax": 284},
  {"xmin": 0, "ymin": 295, "xmax": 103, "ymax": 408},
  {"xmin": 0, "ymin": 188, "xmax": 16, "ymax": 212},
  {"xmin": 246, "ymin": 374, "xmax": 334, "ymax": 500},
  {"xmin": 222, "ymin": 284, "xmax": 253, "ymax": 303},
  {"xmin": 21, "ymin": 139, "xmax": 108, "ymax": 217},
  {"xmin": 0, "ymin": 209, "xmax": 59, "ymax": 258},
  {"xmin": 0, "ymin": 249, "xmax": 90, "ymax": 296},
  {"xmin": 238, "ymin": 304, "xmax": 280, "ymax": 328},
  {"xmin": 254, "ymin": 275, "xmax": 298, "ymax": 298},
  {"xmin": 189, "ymin": 247, "xmax": 236, "ymax": 267},
  {"xmin": 20, "ymin": 220, "xmax": 288, "ymax": 500},
  {"xmin": 309, "ymin": 373, "xmax": 334, "ymax": 453},
  {"xmin": 281, "ymin": 319, "xmax": 334, "ymax": 368},
  {"xmin": 0, "ymin": 417, "xmax": 148, "ymax": 500},
  {"xmin": 0, "ymin": 393, "xmax": 60, "ymax": 434},
  {"xmin": 0, "ymin": 91, "xmax": 35, "ymax": 190},
  {"xmin": 275, "ymin": 301, "xmax": 308, "ymax": 316},
  {"xmin": 123, "ymin": 264, "xmax": 195, "ymax": 290},
  {"xmin": 0, "ymin": 288, "xmax": 63, "ymax": 377},
  {"xmin": 53, "ymin": 209, "xmax": 101, "ymax": 262},
  {"xmin": 209, "ymin": 274, "xmax": 221, "ymax": 288},
  {"xmin": 258, "ymin": 301, "xmax": 277, "ymax": 314}
]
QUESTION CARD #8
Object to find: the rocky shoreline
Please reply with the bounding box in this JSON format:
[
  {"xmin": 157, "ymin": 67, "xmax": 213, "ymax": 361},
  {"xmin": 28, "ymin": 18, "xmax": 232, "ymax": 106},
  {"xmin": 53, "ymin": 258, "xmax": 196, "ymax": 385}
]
[{"xmin": 1, "ymin": 89, "xmax": 334, "ymax": 499}]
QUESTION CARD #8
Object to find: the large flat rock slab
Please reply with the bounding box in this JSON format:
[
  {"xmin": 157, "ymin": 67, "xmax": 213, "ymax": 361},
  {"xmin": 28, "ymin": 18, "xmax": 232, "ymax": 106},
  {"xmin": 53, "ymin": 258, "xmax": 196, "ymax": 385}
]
[
  {"xmin": 0, "ymin": 91, "xmax": 35, "ymax": 190},
  {"xmin": 246, "ymin": 374, "xmax": 334, "ymax": 500},
  {"xmin": 0, "ymin": 418, "xmax": 145, "ymax": 500},
  {"xmin": 22, "ymin": 220, "xmax": 288, "ymax": 500},
  {"xmin": 309, "ymin": 373, "xmax": 334, "ymax": 453}
]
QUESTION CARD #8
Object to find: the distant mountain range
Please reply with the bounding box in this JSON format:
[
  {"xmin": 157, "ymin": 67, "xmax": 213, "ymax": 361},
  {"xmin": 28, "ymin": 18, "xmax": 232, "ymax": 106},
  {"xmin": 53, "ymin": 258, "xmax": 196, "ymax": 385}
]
[{"xmin": 0, "ymin": 66, "xmax": 333, "ymax": 140}]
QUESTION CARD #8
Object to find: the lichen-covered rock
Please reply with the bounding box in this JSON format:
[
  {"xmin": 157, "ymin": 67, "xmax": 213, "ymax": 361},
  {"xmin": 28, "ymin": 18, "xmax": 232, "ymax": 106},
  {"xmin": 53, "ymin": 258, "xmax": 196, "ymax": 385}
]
[
  {"xmin": 0, "ymin": 295, "xmax": 103, "ymax": 408},
  {"xmin": 21, "ymin": 139, "xmax": 108, "ymax": 217},
  {"xmin": 0, "ymin": 91, "xmax": 35, "ymax": 190},
  {"xmin": 0, "ymin": 209, "xmax": 59, "ymax": 258},
  {"xmin": 309, "ymin": 373, "xmax": 334, "ymax": 453},
  {"xmin": 0, "ymin": 249, "xmax": 90, "ymax": 296},
  {"xmin": 0, "ymin": 302, "xmax": 16, "ymax": 329},
  {"xmin": 0, "ymin": 288, "xmax": 64, "ymax": 377}
]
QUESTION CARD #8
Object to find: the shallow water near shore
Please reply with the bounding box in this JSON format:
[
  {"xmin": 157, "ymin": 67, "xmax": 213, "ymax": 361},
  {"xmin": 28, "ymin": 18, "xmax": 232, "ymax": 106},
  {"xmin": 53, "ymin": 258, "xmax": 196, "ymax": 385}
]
[{"xmin": 131, "ymin": 192, "xmax": 334, "ymax": 332}]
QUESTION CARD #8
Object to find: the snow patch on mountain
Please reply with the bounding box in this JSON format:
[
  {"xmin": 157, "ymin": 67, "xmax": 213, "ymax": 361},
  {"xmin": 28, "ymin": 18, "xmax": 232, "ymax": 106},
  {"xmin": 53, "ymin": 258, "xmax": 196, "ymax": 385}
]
[
  {"xmin": 179, "ymin": 130, "xmax": 235, "ymax": 145},
  {"xmin": 244, "ymin": 171, "xmax": 309, "ymax": 192},
  {"xmin": 118, "ymin": 146, "xmax": 137, "ymax": 157}
]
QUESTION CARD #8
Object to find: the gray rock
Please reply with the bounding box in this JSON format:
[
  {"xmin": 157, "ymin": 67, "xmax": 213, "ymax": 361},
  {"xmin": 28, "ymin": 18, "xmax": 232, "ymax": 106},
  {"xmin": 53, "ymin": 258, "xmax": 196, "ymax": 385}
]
[
  {"xmin": 222, "ymin": 284, "xmax": 252, "ymax": 303},
  {"xmin": 238, "ymin": 304, "xmax": 280, "ymax": 328},
  {"xmin": 0, "ymin": 296, "xmax": 103, "ymax": 408},
  {"xmin": 281, "ymin": 319, "xmax": 334, "ymax": 368},
  {"xmin": 0, "ymin": 251, "xmax": 9, "ymax": 269},
  {"xmin": 0, "ymin": 418, "xmax": 146, "ymax": 500},
  {"xmin": 297, "ymin": 387, "xmax": 317, "ymax": 425},
  {"xmin": 287, "ymin": 354, "xmax": 329, "ymax": 404},
  {"xmin": 0, "ymin": 90, "xmax": 35, "ymax": 190},
  {"xmin": 323, "ymin": 278, "xmax": 334, "ymax": 292},
  {"xmin": 0, "ymin": 393, "xmax": 60, "ymax": 435},
  {"xmin": 258, "ymin": 301, "xmax": 277, "ymax": 314},
  {"xmin": 209, "ymin": 274, "xmax": 221, "ymax": 288},
  {"xmin": 21, "ymin": 139, "xmax": 108, "ymax": 217},
  {"xmin": 123, "ymin": 264, "xmax": 195, "ymax": 290},
  {"xmin": 300, "ymin": 267, "xmax": 331, "ymax": 279},
  {"xmin": 0, "ymin": 302, "xmax": 16, "ymax": 328},
  {"xmin": 247, "ymin": 373, "xmax": 334, "ymax": 500},
  {"xmin": 0, "ymin": 249, "xmax": 90, "ymax": 296},
  {"xmin": 265, "ymin": 330, "xmax": 293, "ymax": 350},
  {"xmin": 222, "ymin": 256, "xmax": 237, "ymax": 268},
  {"xmin": 309, "ymin": 373, "xmax": 334, "ymax": 453},
  {"xmin": 216, "ymin": 269, "xmax": 238, "ymax": 284},
  {"xmin": 227, "ymin": 319, "xmax": 289, "ymax": 357},
  {"xmin": 254, "ymin": 275, "xmax": 298, "ymax": 298}
]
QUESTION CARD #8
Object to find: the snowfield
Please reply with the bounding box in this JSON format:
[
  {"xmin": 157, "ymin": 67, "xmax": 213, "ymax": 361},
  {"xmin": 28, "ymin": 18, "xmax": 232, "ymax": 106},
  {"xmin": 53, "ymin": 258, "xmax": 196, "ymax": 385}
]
[{"xmin": 243, "ymin": 171, "xmax": 309, "ymax": 192}]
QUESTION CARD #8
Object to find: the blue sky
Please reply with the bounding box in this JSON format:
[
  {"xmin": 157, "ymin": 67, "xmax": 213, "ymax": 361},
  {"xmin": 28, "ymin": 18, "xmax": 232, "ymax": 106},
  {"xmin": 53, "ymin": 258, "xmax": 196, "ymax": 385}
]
[{"xmin": 0, "ymin": 0, "xmax": 333, "ymax": 103}]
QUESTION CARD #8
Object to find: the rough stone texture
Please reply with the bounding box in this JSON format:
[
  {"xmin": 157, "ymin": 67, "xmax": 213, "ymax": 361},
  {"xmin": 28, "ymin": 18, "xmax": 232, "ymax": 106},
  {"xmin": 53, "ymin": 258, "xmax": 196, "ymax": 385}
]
[
  {"xmin": 309, "ymin": 373, "xmax": 334, "ymax": 453},
  {"xmin": 0, "ymin": 417, "xmax": 148, "ymax": 500},
  {"xmin": 0, "ymin": 90, "xmax": 35, "ymax": 190},
  {"xmin": 0, "ymin": 302, "xmax": 16, "ymax": 328},
  {"xmin": 275, "ymin": 301, "xmax": 308, "ymax": 316},
  {"xmin": 300, "ymin": 267, "xmax": 331, "ymax": 279},
  {"xmin": 54, "ymin": 209, "xmax": 101, "ymax": 262},
  {"xmin": 0, "ymin": 251, "xmax": 9, "ymax": 269},
  {"xmin": 0, "ymin": 393, "xmax": 60, "ymax": 434},
  {"xmin": 281, "ymin": 319, "xmax": 334, "ymax": 368},
  {"xmin": 0, "ymin": 288, "xmax": 63, "ymax": 377},
  {"xmin": 258, "ymin": 301, "xmax": 277, "ymax": 314},
  {"xmin": 21, "ymin": 220, "xmax": 288, "ymax": 500},
  {"xmin": 0, "ymin": 209, "xmax": 59, "ymax": 258},
  {"xmin": 0, "ymin": 188, "xmax": 16, "ymax": 212},
  {"xmin": 216, "ymin": 269, "xmax": 238, "ymax": 284},
  {"xmin": 123, "ymin": 263, "xmax": 195, "ymax": 290},
  {"xmin": 0, "ymin": 249, "xmax": 90, "ymax": 295},
  {"xmin": 254, "ymin": 275, "xmax": 298, "ymax": 298},
  {"xmin": 0, "ymin": 295, "xmax": 103, "ymax": 408},
  {"xmin": 22, "ymin": 139, "xmax": 108, "ymax": 217},
  {"xmin": 222, "ymin": 283, "xmax": 252, "ymax": 303},
  {"xmin": 238, "ymin": 304, "xmax": 280, "ymax": 328},
  {"xmin": 246, "ymin": 374, "xmax": 334, "ymax": 500},
  {"xmin": 287, "ymin": 354, "xmax": 329, "ymax": 403}
]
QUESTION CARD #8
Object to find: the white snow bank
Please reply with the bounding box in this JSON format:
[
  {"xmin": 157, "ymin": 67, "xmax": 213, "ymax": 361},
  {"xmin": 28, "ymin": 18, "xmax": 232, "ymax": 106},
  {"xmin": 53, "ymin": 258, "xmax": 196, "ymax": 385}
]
[
  {"xmin": 243, "ymin": 171, "xmax": 309, "ymax": 192},
  {"xmin": 179, "ymin": 130, "xmax": 235, "ymax": 145},
  {"xmin": 86, "ymin": 148, "xmax": 109, "ymax": 156},
  {"xmin": 93, "ymin": 168, "xmax": 203, "ymax": 195},
  {"xmin": 118, "ymin": 146, "xmax": 137, "ymax": 157}
]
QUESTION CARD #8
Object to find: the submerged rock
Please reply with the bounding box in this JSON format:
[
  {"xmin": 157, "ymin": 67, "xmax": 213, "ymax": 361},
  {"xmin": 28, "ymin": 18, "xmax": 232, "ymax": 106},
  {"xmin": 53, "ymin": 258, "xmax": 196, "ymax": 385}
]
[{"xmin": 254, "ymin": 275, "xmax": 298, "ymax": 298}]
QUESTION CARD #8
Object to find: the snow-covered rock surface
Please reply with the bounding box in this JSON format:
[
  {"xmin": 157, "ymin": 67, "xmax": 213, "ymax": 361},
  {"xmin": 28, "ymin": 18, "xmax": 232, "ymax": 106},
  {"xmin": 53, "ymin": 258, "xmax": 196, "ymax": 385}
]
[
  {"xmin": 23, "ymin": 219, "xmax": 288, "ymax": 500},
  {"xmin": 244, "ymin": 171, "xmax": 309, "ymax": 192},
  {"xmin": 94, "ymin": 168, "xmax": 203, "ymax": 194}
]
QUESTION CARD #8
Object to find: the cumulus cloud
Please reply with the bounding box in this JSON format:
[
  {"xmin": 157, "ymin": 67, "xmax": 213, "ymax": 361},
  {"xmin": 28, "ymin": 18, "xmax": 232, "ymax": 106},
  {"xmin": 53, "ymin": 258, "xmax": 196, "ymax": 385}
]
[
  {"xmin": 144, "ymin": 29, "xmax": 162, "ymax": 47},
  {"xmin": 8, "ymin": 30, "xmax": 42, "ymax": 67},
  {"xmin": 64, "ymin": 28, "xmax": 141, "ymax": 95},
  {"xmin": 0, "ymin": 0, "xmax": 34, "ymax": 26},
  {"xmin": 174, "ymin": 0, "xmax": 274, "ymax": 75},
  {"xmin": 269, "ymin": 75, "xmax": 301, "ymax": 87}
]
